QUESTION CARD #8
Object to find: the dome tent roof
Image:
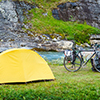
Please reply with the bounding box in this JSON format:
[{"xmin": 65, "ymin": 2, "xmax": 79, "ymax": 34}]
[{"xmin": 0, "ymin": 48, "xmax": 55, "ymax": 84}]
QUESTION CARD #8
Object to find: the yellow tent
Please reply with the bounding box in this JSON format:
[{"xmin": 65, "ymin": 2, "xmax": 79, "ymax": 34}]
[{"xmin": 0, "ymin": 48, "xmax": 55, "ymax": 83}]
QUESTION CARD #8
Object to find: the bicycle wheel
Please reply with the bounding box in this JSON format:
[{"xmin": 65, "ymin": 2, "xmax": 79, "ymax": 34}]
[
  {"xmin": 93, "ymin": 56, "xmax": 100, "ymax": 72},
  {"xmin": 64, "ymin": 55, "xmax": 82, "ymax": 72}
]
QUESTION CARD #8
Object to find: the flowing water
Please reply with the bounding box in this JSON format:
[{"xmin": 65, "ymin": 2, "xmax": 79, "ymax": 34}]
[{"xmin": 37, "ymin": 51, "xmax": 64, "ymax": 61}]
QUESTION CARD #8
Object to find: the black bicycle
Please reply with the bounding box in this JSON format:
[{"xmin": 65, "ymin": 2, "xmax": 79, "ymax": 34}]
[{"xmin": 64, "ymin": 43, "xmax": 100, "ymax": 72}]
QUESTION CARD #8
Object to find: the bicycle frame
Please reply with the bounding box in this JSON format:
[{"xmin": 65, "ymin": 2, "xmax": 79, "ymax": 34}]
[{"xmin": 77, "ymin": 50, "xmax": 96, "ymax": 66}]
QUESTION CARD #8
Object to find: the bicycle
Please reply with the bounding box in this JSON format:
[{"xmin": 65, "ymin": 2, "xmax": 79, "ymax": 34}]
[{"xmin": 63, "ymin": 43, "xmax": 100, "ymax": 72}]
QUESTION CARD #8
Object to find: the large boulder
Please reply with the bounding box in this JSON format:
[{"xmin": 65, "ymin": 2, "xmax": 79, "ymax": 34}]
[
  {"xmin": 52, "ymin": 0, "xmax": 100, "ymax": 29},
  {"xmin": 33, "ymin": 40, "xmax": 73, "ymax": 51},
  {"xmin": 90, "ymin": 35, "xmax": 100, "ymax": 44}
]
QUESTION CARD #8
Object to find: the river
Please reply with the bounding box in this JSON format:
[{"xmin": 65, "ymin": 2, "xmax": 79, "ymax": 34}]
[{"xmin": 37, "ymin": 51, "xmax": 64, "ymax": 61}]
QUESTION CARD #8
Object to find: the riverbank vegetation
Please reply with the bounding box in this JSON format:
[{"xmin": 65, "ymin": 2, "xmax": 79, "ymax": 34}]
[
  {"xmin": 22, "ymin": 0, "xmax": 100, "ymax": 44},
  {"xmin": 0, "ymin": 62, "xmax": 100, "ymax": 99}
]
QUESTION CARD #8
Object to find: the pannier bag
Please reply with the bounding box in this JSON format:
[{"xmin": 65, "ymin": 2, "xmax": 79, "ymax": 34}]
[{"xmin": 64, "ymin": 50, "xmax": 73, "ymax": 61}]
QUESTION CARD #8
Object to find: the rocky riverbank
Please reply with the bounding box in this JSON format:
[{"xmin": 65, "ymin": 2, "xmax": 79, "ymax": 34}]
[
  {"xmin": 0, "ymin": 0, "xmax": 74, "ymax": 52},
  {"xmin": 0, "ymin": 0, "xmax": 99, "ymax": 52}
]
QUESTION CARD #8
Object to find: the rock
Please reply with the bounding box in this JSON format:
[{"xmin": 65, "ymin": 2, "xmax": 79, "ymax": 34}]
[
  {"xmin": 83, "ymin": 43, "xmax": 90, "ymax": 47},
  {"xmin": 90, "ymin": 40, "xmax": 100, "ymax": 44},
  {"xmin": 57, "ymin": 40, "xmax": 73, "ymax": 49},
  {"xmin": 90, "ymin": 35, "xmax": 100, "ymax": 40},
  {"xmin": 52, "ymin": 8, "xmax": 60, "ymax": 20},
  {"xmin": 0, "ymin": 47, "xmax": 9, "ymax": 53},
  {"xmin": 90, "ymin": 35, "xmax": 100, "ymax": 44},
  {"xmin": 32, "ymin": 40, "xmax": 73, "ymax": 51},
  {"xmin": 20, "ymin": 42, "xmax": 26, "ymax": 47},
  {"xmin": 0, "ymin": 0, "xmax": 36, "ymax": 43},
  {"xmin": 52, "ymin": 0, "xmax": 100, "ymax": 29},
  {"xmin": 97, "ymin": 0, "xmax": 100, "ymax": 4},
  {"xmin": 52, "ymin": 38, "xmax": 57, "ymax": 42},
  {"xmin": 42, "ymin": 12, "xmax": 48, "ymax": 16}
]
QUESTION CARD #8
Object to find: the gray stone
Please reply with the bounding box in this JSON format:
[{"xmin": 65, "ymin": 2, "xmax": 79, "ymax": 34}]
[
  {"xmin": 52, "ymin": 0, "xmax": 100, "ymax": 29},
  {"xmin": 52, "ymin": 38, "xmax": 57, "ymax": 42},
  {"xmin": 90, "ymin": 35, "xmax": 100, "ymax": 39},
  {"xmin": 90, "ymin": 35, "xmax": 100, "ymax": 44},
  {"xmin": 57, "ymin": 40, "xmax": 73, "ymax": 49},
  {"xmin": 20, "ymin": 42, "xmax": 27, "ymax": 47},
  {"xmin": 90, "ymin": 40, "xmax": 100, "ymax": 44},
  {"xmin": 83, "ymin": 43, "xmax": 90, "ymax": 47},
  {"xmin": 97, "ymin": 0, "xmax": 100, "ymax": 4}
]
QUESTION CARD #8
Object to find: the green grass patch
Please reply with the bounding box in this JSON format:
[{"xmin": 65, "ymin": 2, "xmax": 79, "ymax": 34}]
[{"xmin": 0, "ymin": 62, "xmax": 100, "ymax": 99}]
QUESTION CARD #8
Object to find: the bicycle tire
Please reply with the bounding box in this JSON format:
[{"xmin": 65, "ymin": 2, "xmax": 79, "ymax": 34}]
[
  {"xmin": 64, "ymin": 55, "xmax": 82, "ymax": 72},
  {"xmin": 94, "ymin": 66, "xmax": 100, "ymax": 72},
  {"xmin": 93, "ymin": 56, "xmax": 100, "ymax": 72}
]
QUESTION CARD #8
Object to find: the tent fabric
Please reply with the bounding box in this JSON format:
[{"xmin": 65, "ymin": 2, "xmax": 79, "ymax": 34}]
[{"xmin": 0, "ymin": 48, "xmax": 55, "ymax": 83}]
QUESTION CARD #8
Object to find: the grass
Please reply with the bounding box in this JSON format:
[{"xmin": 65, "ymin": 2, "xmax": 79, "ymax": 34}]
[{"xmin": 0, "ymin": 62, "xmax": 100, "ymax": 99}]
